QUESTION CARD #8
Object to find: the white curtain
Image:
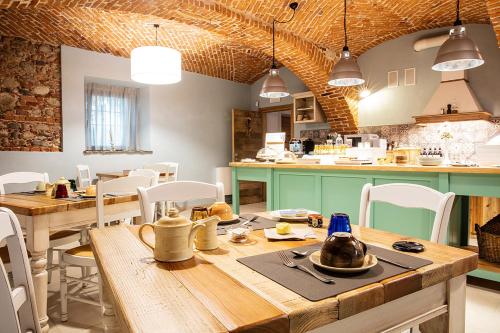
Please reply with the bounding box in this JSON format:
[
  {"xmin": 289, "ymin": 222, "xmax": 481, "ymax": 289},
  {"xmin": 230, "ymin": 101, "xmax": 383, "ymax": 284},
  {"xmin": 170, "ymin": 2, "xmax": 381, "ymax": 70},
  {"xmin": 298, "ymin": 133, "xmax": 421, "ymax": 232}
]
[{"xmin": 85, "ymin": 82, "xmax": 139, "ymax": 151}]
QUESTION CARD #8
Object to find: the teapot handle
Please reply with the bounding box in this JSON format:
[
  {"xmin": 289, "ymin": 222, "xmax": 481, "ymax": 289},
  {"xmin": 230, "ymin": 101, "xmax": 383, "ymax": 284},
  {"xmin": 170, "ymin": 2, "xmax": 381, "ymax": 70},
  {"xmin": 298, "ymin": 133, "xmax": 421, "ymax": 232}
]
[{"xmin": 138, "ymin": 224, "xmax": 155, "ymax": 251}]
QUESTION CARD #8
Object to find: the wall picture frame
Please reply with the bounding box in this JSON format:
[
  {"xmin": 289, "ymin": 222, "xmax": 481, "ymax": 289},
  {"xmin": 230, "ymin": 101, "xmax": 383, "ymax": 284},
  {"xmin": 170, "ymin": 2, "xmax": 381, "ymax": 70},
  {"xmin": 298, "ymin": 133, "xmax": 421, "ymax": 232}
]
[
  {"xmin": 387, "ymin": 70, "xmax": 398, "ymax": 88},
  {"xmin": 404, "ymin": 68, "xmax": 416, "ymax": 86}
]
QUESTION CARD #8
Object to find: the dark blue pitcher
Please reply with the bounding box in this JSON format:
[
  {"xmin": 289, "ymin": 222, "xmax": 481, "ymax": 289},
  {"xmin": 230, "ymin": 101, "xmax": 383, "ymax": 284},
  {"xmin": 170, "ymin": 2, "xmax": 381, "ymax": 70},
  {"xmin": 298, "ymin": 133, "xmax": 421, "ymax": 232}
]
[{"xmin": 328, "ymin": 213, "xmax": 351, "ymax": 236}]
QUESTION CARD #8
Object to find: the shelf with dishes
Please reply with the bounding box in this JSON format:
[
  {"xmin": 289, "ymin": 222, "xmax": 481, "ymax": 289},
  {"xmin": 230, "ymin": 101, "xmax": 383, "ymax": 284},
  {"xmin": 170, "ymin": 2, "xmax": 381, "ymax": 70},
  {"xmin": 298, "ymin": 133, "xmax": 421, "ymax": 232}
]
[{"xmin": 293, "ymin": 91, "xmax": 325, "ymax": 123}]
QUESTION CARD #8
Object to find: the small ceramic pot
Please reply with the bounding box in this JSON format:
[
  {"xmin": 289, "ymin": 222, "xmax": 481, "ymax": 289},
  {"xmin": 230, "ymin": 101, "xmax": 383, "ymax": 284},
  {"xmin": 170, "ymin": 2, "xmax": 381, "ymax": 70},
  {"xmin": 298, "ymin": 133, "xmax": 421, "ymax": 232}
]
[{"xmin": 320, "ymin": 232, "xmax": 367, "ymax": 268}]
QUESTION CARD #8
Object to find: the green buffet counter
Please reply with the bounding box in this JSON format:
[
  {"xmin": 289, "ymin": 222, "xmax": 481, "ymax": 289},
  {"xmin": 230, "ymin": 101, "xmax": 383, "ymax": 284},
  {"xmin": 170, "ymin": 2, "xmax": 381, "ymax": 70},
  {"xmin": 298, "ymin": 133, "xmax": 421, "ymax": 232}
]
[{"xmin": 231, "ymin": 162, "xmax": 500, "ymax": 282}]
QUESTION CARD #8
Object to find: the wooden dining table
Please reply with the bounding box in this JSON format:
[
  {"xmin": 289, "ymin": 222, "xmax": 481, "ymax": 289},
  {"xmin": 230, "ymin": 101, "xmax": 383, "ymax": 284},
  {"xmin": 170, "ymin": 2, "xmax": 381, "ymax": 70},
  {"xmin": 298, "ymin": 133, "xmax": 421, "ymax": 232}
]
[
  {"xmin": 90, "ymin": 212, "xmax": 477, "ymax": 333},
  {"xmin": 96, "ymin": 171, "xmax": 174, "ymax": 181},
  {"xmin": 0, "ymin": 192, "xmax": 141, "ymax": 333}
]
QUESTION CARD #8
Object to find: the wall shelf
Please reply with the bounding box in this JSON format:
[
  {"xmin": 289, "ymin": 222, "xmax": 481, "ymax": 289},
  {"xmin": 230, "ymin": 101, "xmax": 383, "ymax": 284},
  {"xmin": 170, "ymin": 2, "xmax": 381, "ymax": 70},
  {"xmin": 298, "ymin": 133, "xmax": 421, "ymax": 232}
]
[
  {"xmin": 293, "ymin": 91, "xmax": 324, "ymax": 124},
  {"xmin": 413, "ymin": 111, "xmax": 491, "ymax": 125}
]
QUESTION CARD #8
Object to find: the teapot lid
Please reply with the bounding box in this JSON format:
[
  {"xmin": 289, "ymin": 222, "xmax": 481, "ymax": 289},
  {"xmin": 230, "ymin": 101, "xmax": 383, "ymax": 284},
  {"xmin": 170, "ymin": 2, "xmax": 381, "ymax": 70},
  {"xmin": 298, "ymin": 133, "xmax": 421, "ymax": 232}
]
[{"xmin": 157, "ymin": 208, "xmax": 190, "ymax": 226}]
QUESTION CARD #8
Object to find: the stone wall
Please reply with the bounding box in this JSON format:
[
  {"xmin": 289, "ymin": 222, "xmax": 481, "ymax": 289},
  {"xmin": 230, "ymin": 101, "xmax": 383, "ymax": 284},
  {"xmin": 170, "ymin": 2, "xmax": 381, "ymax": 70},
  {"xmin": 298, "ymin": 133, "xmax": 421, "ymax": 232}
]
[{"xmin": 0, "ymin": 36, "xmax": 61, "ymax": 151}]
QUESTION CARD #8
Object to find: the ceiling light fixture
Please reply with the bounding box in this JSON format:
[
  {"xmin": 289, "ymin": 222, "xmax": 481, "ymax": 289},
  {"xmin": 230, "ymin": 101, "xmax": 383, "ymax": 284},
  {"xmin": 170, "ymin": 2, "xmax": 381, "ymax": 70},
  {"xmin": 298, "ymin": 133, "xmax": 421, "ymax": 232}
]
[
  {"xmin": 260, "ymin": 2, "xmax": 299, "ymax": 99},
  {"xmin": 328, "ymin": 0, "xmax": 364, "ymax": 87},
  {"xmin": 131, "ymin": 24, "xmax": 182, "ymax": 85},
  {"xmin": 432, "ymin": 0, "xmax": 484, "ymax": 71}
]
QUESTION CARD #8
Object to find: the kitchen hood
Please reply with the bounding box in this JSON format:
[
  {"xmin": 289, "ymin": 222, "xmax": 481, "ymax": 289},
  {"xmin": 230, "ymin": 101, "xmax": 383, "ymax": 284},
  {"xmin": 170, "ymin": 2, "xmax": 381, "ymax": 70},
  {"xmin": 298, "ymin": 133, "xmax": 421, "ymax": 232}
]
[{"xmin": 415, "ymin": 70, "xmax": 491, "ymax": 124}]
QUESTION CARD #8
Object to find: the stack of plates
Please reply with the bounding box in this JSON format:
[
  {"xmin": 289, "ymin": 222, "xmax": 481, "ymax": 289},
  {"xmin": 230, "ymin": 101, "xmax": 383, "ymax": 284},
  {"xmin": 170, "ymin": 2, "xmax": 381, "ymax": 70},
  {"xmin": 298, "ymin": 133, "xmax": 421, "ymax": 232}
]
[{"xmin": 417, "ymin": 156, "xmax": 443, "ymax": 166}]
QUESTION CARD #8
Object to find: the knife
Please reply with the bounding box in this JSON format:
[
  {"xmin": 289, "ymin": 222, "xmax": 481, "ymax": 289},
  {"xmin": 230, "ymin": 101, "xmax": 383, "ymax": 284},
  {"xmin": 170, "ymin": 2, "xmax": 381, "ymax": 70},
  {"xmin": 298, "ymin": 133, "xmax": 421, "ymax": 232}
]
[{"xmin": 376, "ymin": 256, "xmax": 413, "ymax": 269}]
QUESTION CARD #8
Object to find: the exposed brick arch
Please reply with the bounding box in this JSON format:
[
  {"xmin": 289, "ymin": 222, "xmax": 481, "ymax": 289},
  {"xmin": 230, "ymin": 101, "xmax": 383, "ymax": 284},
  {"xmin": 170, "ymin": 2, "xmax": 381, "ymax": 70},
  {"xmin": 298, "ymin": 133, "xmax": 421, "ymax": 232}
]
[{"xmin": 0, "ymin": 0, "xmax": 495, "ymax": 133}]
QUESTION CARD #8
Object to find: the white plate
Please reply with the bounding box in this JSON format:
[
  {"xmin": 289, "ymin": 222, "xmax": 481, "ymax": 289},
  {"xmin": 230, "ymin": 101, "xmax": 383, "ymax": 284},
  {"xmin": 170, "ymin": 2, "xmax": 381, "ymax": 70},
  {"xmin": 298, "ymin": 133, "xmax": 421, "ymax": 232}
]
[
  {"xmin": 309, "ymin": 251, "xmax": 378, "ymax": 273},
  {"xmin": 270, "ymin": 210, "xmax": 317, "ymax": 222},
  {"xmin": 264, "ymin": 227, "xmax": 317, "ymax": 240}
]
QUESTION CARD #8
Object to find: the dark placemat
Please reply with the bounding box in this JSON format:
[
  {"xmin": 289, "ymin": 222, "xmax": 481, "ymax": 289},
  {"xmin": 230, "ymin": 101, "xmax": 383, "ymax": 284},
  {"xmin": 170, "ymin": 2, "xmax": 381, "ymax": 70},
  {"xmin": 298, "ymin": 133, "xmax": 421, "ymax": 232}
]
[
  {"xmin": 237, "ymin": 243, "xmax": 432, "ymax": 302},
  {"xmin": 217, "ymin": 214, "xmax": 278, "ymax": 235}
]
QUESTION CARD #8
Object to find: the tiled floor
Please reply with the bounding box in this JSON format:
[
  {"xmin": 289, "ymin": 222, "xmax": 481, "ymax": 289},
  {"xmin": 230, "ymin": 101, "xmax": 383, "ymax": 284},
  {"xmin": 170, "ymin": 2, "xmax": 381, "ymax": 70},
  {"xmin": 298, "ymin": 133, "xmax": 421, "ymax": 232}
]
[{"xmin": 45, "ymin": 202, "xmax": 500, "ymax": 332}]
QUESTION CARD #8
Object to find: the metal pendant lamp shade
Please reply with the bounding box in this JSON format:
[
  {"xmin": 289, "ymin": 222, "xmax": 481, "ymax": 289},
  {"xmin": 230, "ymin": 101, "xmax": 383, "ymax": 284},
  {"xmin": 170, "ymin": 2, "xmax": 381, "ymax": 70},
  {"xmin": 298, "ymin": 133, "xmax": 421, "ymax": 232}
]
[
  {"xmin": 328, "ymin": 47, "xmax": 365, "ymax": 86},
  {"xmin": 260, "ymin": 67, "xmax": 289, "ymax": 98},
  {"xmin": 432, "ymin": 0, "xmax": 484, "ymax": 72},
  {"xmin": 259, "ymin": 2, "xmax": 298, "ymax": 99},
  {"xmin": 432, "ymin": 26, "xmax": 484, "ymax": 71},
  {"xmin": 131, "ymin": 24, "xmax": 182, "ymax": 85},
  {"xmin": 328, "ymin": 0, "xmax": 364, "ymax": 87}
]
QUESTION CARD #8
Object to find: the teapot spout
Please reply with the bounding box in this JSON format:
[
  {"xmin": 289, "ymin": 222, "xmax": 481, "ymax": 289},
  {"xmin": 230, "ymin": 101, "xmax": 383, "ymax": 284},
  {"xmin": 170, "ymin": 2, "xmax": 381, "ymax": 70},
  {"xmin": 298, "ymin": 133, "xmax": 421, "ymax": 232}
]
[{"xmin": 188, "ymin": 222, "xmax": 205, "ymax": 247}]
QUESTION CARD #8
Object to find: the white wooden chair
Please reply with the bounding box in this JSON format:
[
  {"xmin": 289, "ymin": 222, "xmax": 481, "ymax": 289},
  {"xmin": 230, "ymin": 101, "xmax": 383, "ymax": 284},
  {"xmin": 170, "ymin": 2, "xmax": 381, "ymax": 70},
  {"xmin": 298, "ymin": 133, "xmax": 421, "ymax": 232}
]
[
  {"xmin": 143, "ymin": 162, "xmax": 179, "ymax": 182},
  {"xmin": 59, "ymin": 175, "xmax": 152, "ymax": 321},
  {"xmin": 0, "ymin": 172, "xmax": 82, "ymax": 283},
  {"xmin": 0, "ymin": 172, "xmax": 49, "ymax": 194},
  {"xmin": 359, "ymin": 183, "xmax": 455, "ymax": 244},
  {"xmin": 138, "ymin": 181, "xmax": 224, "ymax": 224},
  {"xmin": 76, "ymin": 165, "xmax": 92, "ymax": 190},
  {"xmin": 0, "ymin": 207, "xmax": 41, "ymax": 333},
  {"xmin": 129, "ymin": 169, "xmax": 160, "ymax": 186},
  {"xmin": 143, "ymin": 162, "xmax": 180, "ymax": 215}
]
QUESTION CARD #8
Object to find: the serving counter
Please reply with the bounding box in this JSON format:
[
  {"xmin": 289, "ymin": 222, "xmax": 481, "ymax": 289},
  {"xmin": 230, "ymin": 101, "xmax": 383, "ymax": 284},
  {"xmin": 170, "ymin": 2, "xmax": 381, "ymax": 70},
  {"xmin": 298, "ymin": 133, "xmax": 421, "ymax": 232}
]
[{"xmin": 230, "ymin": 162, "xmax": 500, "ymax": 282}]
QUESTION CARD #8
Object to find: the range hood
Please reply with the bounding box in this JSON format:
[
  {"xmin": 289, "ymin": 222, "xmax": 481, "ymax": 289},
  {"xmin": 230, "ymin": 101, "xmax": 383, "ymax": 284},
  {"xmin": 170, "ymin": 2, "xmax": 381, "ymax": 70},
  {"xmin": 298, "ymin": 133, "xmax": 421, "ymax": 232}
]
[{"xmin": 414, "ymin": 70, "xmax": 491, "ymax": 124}]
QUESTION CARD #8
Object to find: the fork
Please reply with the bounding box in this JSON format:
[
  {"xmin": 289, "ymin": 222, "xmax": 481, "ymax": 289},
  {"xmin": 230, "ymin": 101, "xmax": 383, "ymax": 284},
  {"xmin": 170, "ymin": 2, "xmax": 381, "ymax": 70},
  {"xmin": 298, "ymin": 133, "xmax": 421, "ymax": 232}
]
[{"xmin": 278, "ymin": 251, "xmax": 335, "ymax": 284}]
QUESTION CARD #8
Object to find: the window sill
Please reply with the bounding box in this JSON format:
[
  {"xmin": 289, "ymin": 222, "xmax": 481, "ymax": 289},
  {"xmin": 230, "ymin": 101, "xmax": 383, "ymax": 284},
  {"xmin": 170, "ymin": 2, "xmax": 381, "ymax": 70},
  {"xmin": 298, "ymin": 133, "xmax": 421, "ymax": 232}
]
[{"xmin": 83, "ymin": 150, "xmax": 153, "ymax": 155}]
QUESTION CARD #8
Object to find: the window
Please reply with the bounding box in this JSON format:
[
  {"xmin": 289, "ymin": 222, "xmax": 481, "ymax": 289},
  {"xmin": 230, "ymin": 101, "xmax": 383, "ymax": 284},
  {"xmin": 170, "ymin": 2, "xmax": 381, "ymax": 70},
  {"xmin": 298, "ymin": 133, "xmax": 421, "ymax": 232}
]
[{"xmin": 85, "ymin": 82, "xmax": 140, "ymax": 151}]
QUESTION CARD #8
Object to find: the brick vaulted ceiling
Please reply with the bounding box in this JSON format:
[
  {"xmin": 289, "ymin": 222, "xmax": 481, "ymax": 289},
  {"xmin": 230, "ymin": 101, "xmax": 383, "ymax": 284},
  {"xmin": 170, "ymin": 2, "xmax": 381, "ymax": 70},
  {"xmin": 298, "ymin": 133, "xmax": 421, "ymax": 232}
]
[{"xmin": 0, "ymin": 1, "xmax": 497, "ymax": 133}]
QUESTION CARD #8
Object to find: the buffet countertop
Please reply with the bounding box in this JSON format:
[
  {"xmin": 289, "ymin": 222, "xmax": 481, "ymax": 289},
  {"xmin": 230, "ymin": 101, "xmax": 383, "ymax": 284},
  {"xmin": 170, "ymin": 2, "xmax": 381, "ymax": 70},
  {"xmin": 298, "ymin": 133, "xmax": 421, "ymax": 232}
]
[{"xmin": 230, "ymin": 162, "xmax": 500, "ymax": 175}]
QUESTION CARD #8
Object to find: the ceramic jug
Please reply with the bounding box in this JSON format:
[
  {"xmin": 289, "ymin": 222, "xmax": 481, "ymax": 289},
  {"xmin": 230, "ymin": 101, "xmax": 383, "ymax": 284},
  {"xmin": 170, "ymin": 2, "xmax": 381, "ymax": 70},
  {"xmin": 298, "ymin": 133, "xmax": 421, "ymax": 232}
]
[
  {"xmin": 139, "ymin": 208, "xmax": 205, "ymax": 262},
  {"xmin": 194, "ymin": 216, "xmax": 221, "ymax": 251},
  {"xmin": 320, "ymin": 232, "xmax": 367, "ymax": 268}
]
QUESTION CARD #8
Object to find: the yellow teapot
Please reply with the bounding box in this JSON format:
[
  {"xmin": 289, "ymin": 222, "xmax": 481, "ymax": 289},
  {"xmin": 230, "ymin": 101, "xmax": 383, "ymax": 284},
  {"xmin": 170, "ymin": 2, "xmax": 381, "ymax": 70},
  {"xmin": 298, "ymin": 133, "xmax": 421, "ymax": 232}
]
[{"xmin": 139, "ymin": 208, "xmax": 204, "ymax": 262}]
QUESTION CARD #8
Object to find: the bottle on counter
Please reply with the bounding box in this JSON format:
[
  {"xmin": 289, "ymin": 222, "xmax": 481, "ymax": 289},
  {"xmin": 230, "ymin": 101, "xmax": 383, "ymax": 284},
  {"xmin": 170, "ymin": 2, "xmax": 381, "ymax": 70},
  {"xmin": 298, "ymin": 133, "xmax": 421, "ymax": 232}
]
[
  {"xmin": 335, "ymin": 134, "xmax": 343, "ymax": 146},
  {"xmin": 438, "ymin": 147, "xmax": 443, "ymax": 157}
]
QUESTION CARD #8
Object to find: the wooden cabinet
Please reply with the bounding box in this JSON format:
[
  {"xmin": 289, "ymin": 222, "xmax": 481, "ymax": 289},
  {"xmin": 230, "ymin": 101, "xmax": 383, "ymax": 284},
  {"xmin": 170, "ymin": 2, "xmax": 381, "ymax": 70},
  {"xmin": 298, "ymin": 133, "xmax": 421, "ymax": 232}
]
[{"xmin": 293, "ymin": 91, "xmax": 324, "ymax": 123}]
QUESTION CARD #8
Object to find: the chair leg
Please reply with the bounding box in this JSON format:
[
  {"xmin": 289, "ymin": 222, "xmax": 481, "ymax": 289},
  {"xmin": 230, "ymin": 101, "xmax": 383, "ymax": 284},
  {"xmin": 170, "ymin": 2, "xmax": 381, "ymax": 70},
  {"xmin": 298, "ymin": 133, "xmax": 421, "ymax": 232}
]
[
  {"xmin": 47, "ymin": 248, "xmax": 53, "ymax": 284},
  {"xmin": 59, "ymin": 251, "xmax": 68, "ymax": 322}
]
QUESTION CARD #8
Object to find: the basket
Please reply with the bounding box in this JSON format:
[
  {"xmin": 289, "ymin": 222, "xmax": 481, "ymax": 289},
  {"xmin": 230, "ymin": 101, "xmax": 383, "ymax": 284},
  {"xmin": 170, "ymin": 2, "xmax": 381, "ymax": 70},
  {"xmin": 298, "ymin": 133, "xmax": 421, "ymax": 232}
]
[{"xmin": 475, "ymin": 214, "xmax": 500, "ymax": 263}]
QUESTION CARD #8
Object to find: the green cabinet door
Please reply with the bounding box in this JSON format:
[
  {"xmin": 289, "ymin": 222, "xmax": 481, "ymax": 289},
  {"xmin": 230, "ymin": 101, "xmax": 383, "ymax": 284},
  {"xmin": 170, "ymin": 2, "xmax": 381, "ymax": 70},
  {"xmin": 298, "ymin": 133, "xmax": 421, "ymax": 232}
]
[
  {"xmin": 321, "ymin": 176, "xmax": 368, "ymax": 225},
  {"xmin": 275, "ymin": 173, "xmax": 318, "ymax": 211},
  {"xmin": 371, "ymin": 178, "xmax": 436, "ymax": 240}
]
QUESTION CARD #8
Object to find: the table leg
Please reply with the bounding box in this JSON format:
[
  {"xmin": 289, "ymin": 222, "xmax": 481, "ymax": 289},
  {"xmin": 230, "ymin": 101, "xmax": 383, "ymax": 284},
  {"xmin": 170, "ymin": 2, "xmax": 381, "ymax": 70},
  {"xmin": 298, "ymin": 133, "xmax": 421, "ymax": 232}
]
[
  {"xmin": 231, "ymin": 169, "xmax": 240, "ymax": 215},
  {"xmin": 447, "ymin": 274, "xmax": 466, "ymax": 333},
  {"xmin": 99, "ymin": 272, "xmax": 119, "ymax": 332},
  {"xmin": 25, "ymin": 215, "xmax": 50, "ymax": 333}
]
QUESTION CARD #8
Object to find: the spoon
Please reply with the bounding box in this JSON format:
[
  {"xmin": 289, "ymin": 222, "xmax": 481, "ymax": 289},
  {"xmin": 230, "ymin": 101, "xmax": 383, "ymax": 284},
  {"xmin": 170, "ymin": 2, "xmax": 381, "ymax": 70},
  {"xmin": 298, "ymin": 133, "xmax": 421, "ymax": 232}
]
[{"xmin": 291, "ymin": 250, "xmax": 309, "ymax": 257}]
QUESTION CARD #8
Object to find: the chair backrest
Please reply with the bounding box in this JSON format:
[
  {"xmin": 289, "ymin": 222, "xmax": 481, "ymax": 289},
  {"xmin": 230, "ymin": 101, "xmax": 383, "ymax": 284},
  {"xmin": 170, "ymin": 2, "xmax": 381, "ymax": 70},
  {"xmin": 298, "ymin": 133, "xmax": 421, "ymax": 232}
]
[
  {"xmin": 0, "ymin": 172, "xmax": 49, "ymax": 195},
  {"xmin": 96, "ymin": 175, "xmax": 152, "ymax": 228},
  {"xmin": 358, "ymin": 183, "xmax": 455, "ymax": 244},
  {"xmin": 0, "ymin": 208, "xmax": 41, "ymax": 333},
  {"xmin": 76, "ymin": 165, "xmax": 92, "ymax": 190},
  {"xmin": 143, "ymin": 162, "xmax": 179, "ymax": 182},
  {"xmin": 137, "ymin": 181, "xmax": 224, "ymax": 224},
  {"xmin": 129, "ymin": 169, "xmax": 160, "ymax": 187}
]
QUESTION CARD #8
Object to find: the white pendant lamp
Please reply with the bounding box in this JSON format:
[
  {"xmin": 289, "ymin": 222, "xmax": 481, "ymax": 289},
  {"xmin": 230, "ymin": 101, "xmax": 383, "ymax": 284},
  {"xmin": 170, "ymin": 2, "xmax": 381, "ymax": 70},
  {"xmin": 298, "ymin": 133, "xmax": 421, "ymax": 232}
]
[
  {"xmin": 131, "ymin": 24, "xmax": 182, "ymax": 85},
  {"xmin": 260, "ymin": 2, "xmax": 299, "ymax": 99},
  {"xmin": 432, "ymin": 0, "xmax": 484, "ymax": 72},
  {"xmin": 328, "ymin": 0, "xmax": 364, "ymax": 87}
]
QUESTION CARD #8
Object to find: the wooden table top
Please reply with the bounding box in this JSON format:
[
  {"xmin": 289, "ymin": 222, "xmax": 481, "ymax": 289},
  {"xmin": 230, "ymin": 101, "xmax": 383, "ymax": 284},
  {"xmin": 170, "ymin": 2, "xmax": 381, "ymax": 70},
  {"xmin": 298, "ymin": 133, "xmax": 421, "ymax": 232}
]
[
  {"xmin": 230, "ymin": 162, "xmax": 500, "ymax": 175},
  {"xmin": 90, "ymin": 219, "xmax": 477, "ymax": 333},
  {"xmin": 96, "ymin": 171, "xmax": 172, "ymax": 178},
  {"xmin": 0, "ymin": 193, "xmax": 138, "ymax": 216}
]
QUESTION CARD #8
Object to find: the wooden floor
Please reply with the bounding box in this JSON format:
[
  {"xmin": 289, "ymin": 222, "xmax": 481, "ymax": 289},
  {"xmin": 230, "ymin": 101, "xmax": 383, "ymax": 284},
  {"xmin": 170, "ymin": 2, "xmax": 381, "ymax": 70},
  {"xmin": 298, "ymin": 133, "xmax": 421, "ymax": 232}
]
[{"xmin": 45, "ymin": 202, "xmax": 500, "ymax": 333}]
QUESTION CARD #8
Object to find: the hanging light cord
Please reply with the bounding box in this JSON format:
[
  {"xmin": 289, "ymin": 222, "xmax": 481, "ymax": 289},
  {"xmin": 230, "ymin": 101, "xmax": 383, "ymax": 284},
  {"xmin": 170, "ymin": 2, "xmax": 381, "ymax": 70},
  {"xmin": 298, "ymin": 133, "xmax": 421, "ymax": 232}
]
[
  {"xmin": 454, "ymin": 0, "xmax": 462, "ymax": 26},
  {"xmin": 271, "ymin": 2, "xmax": 298, "ymax": 68},
  {"xmin": 343, "ymin": 0, "xmax": 348, "ymax": 50}
]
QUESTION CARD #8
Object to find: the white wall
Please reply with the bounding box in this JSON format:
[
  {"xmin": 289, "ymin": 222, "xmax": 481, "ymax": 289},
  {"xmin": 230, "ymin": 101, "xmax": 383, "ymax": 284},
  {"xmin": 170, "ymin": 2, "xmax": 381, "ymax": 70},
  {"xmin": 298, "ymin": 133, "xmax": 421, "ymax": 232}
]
[
  {"xmin": 357, "ymin": 24, "xmax": 500, "ymax": 126},
  {"xmin": 0, "ymin": 46, "xmax": 250, "ymax": 183}
]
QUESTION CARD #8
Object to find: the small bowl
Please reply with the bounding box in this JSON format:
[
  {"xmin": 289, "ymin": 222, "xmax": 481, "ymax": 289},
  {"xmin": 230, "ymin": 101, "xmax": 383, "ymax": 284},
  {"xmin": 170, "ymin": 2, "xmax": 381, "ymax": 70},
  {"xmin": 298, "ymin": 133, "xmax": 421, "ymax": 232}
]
[{"xmin": 227, "ymin": 226, "xmax": 252, "ymax": 243}]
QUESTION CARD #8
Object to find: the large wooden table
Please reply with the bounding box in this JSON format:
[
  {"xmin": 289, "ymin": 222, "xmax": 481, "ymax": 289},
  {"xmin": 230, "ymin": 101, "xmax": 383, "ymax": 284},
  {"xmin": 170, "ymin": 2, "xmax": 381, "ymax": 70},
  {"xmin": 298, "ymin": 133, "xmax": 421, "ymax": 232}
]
[
  {"xmin": 90, "ymin": 215, "xmax": 477, "ymax": 333},
  {"xmin": 0, "ymin": 193, "xmax": 140, "ymax": 333},
  {"xmin": 97, "ymin": 171, "xmax": 173, "ymax": 181}
]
